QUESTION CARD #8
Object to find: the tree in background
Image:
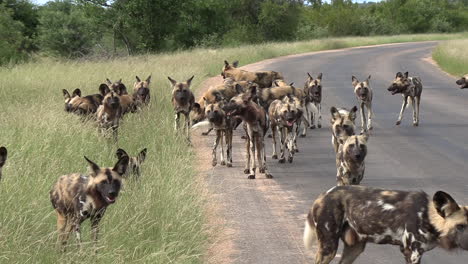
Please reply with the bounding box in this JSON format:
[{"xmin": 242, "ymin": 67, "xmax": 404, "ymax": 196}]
[{"xmin": 0, "ymin": 4, "xmax": 29, "ymax": 65}]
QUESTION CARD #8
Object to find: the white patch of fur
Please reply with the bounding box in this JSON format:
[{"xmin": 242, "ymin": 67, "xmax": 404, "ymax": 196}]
[
  {"xmin": 410, "ymin": 250, "xmax": 420, "ymax": 263},
  {"xmin": 417, "ymin": 211, "xmax": 423, "ymax": 219},
  {"xmin": 303, "ymin": 219, "xmax": 316, "ymax": 250},
  {"xmin": 325, "ymin": 222, "xmax": 330, "ymax": 231},
  {"xmin": 382, "ymin": 203, "xmax": 396, "ymax": 211},
  {"xmin": 326, "ymin": 186, "xmax": 336, "ymax": 194},
  {"xmin": 190, "ymin": 120, "xmax": 211, "ymax": 130}
]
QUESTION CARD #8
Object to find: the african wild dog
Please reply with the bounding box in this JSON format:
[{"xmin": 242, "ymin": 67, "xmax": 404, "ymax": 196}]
[
  {"xmin": 225, "ymin": 86, "xmax": 272, "ymax": 179},
  {"xmin": 116, "ymin": 148, "xmax": 147, "ymax": 178},
  {"xmin": 269, "ymin": 95, "xmax": 299, "ymax": 163},
  {"xmin": 50, "ymin": 155, "xmax": 128, "ymax": 250},
  {"xmin": 387, "ymin": 72, "xmax": 423, "ymax": 126},
  {"xmin": 221, "ymin": 60, "xmax": 284, "ymax": 88},
  {"xmin": 456, "ymin": 74, "xmax": 468, "ymax": 89},
  {"xmin": 104, "ymin": 78, "xmax": 136, "ymax": 114},
  {"xmin": 304, "ymin": 186, "xmax": 468, "ymax": 264},
  {"xmin": 133, "ymin": 75, "xmax": 151, "ymax": 107},
  {"xmin": 352, "ymin": 75, "xmax": 373, "ymax": 133},
  {"xmin": 304, "ymin": 73, "xmax": 323, "ymax": 129},
  {"xmin": 169, "ymin": 76, "xmax": 195, "ymax": 141},
  {"xmin": 0, "ymin": 146, "xmax": 7, "ymax": 181},
  {"xmin": 62, "ymin": 88, "xmax": 103, "ymax": 115},
  {"xmin": 96, "ymin": 88, "xmax": 122, "ymax": 141},
  {"xmin": 336, "ymin": 133, "xmax": 369, "ymax": 186},
  {"xmin": 330, "ymin": 106, "xmax": 358, "ymax": 153}
]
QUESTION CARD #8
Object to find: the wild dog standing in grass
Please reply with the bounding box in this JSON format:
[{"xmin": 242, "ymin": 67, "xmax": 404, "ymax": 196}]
[
  {"xmin": 169, "ymin": 76, "xmax": 195, "ymax": 141},
  {"xmin": 116, "ymin": 148, "xmax": 147, "ymax": 178},
  {"xmin": 352, "ymin": 75, "xmax": 373, "ymax": 133},
  {"xmin": 62, "ymin": 88, "xmax": 103, "ymax": 115},
  {"xmin": 105, "ymin": 78, "xmax": 136, "ymax": 114},
  {"xmin": 304, "ymin": 73, "xmax": 323, "ymax": 129},
  {"xmin": 387, "ymin": 72, "xmax": 423, "ymax": 126},
  {"xmin": 96, "ymin": 87, "xmax": 122, "ymax": 141},
  {"xmin": 50, "ymin": 155, "xmax": 128, "ymax": 250},
  {"xmin": 336, "ymin": 133, "xmax": 369, "ymax": 186},
  {"xmin": 0, "ymin": 146, "xmax": 7, "ymax": 181},
  {"xmin": 269, "ymin": 95, "xmax": 299, "ymax": 163},
  {"xmin": 304, "ymin": 186, "xmax": 468, "ymax": 264},
  {"xmin": 133, "ymin": 75, "xmax": 151, "ymax": 108},
  {"xmin": 330, "ymin": 106, "xmax": 358, "ymax": 153},
  {"xmin": 225, "ymin": 86, "xmax": 272, "ymax": 179},
  {"xmin": 221, "ymin": 60, "xmax": 284, "ymax": 88},
  {"xmin": 456, "ymin": 74, "xmax": 468, "ymax": 89}
]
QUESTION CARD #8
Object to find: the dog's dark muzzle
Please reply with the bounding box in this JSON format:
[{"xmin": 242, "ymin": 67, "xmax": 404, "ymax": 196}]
[{"xmin": 208, "ymin": 112, "xmax": 223, "ymax": 125}]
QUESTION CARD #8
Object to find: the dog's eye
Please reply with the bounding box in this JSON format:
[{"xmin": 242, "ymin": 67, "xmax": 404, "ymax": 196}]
[
  {"xmin": 348, "ymin": 144, "xmax": 355, "ymax": 148},
  {"xmin": 456, "ymin": 224, "xmax": 466, "ymax": 232},
  {"xmin": 343, "ymin": 125, "xmax": 349, "ymax": 129},
  {"xmin": 283, "ymin": 110, "xmax": 287, "ymax": 114},
  {"xmin": 291, "ymin": 110, "xmax": 295, "ymax": 114}
]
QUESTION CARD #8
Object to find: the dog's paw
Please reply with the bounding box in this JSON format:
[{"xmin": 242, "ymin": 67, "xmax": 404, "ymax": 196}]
[
  {"xmin": 294, "ymin": 148, "xmax": 299, "ymax": 153},
  {"xmin": 220, "ymin": 161, "xmax": 226, "ymax": 166},
  {"xmin": 368, "ymin": 125, "xmax": 373, "ymax": 130},
  {"xmin": 212, "ymin": 160, "xmax": 217, "ymax": 167},
  {"xmin": 248, "ymin": 175, "xmax": 256, "ymax": 179},
  {"xmin": 288, "ymin": 156, "xmax": 293, "ymax": 163},
  {"xmin": 317, "ymin": 124, "xmax": 322, "ymax": 128},
  {"xmin": 395, "ymin": 120, "xmax": 401, "ymax": 126},
  {"xmin": 241, "ymin": 135, "xmax": 247, "ymax": 139},
  {"xmin": 226, "ymin": 163, "xmax": 232, "ymax": 167},
  {"xmin": 259, "ymin": 167, "xmax": 265, "ymax": 173},
  {"xmin": 267, "ymin": 134, "xmax": 273, "ymax": 138},
  {"xmin": 300, "ymin": 134, "xmax": 306, "ymax": 138},
  {"xmin": 309, "ymin": 125, "xmax": 316, "ymax": 129},
  {"xmin": 244, "ymin": 168, "xmax": 250, "ymax": 174},
  {"xmin": 271, "ymin": 154, "xmax": 278, "ymax": 159},
  {"xmin": 279, "ymin": 158, "xmax": 285, "ymax": 163},
  {"xmin": 265, "ymin": 173, "xmax": 273, "ymax": 179},
  {"xmin": 413, "ymin": 122, "xmax": 419, "ymax": 127}
]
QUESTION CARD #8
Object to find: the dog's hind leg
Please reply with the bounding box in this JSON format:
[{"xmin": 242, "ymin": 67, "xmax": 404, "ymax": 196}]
[
  {"xmin": 56, "ymin": 212, "xmax": 70, "ymax": 249},
  {"xmin": 339, "ymin": 242, "xmax": 366, "ymax": 264},
  {"xmin": 259, "ymin": 138, "xmax": 273, "ymax": 178},
  {"xmin": 212, "ymin": 130, "xmax": 221, "ymax": 166},
  {"xmin": 396, "ymin": 96, "xmax": 408, "ymax": 125},
  {"xmin": 220, "ymin": 131, "xmax": 226, "ymax": 166}
]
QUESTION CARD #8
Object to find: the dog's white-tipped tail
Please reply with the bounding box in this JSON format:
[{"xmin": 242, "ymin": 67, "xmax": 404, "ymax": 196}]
[
  {"xmin": 303, "ymin": 215, "xmax": 317, "ymax": 250},
  {"xmin": 191, "ymin": 120, "xmax": 211, "ymax": 131}
]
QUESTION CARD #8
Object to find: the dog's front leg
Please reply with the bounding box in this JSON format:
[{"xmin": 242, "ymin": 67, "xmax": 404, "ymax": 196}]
[
  {"xmin": 244, "ymin": 135, "xmax": 251, "ymax": 175},
  {"xmin": 271, "ymin": 124, "xmax": 278, "ymax": 159},
  {"xmin": 279, "ymin": 127, "xmax": 286, "ymax": 163},
  {"xmin": 317, "ymin": 102, "xmax": 322, "ymax": 128},
  {"xmin": 367, "ymin": 101, "xmax": 373, "ymax": 130},
  {"xmin": 401, "ymin": 246, "xmax": 422, "ymax": 264},
  {"xmin": 259, "ymin": 136, "xmax": 273, "ymax": 178},
  {"xmin": 396, "ymin": 96, "xmax": 408, "ymax": 125},
  {"xmin": 73, "ymin": 219, "xmax": 82, "ymax": 249},
  {"xmin": 226, "ymin": 129, "xmax": 233, "ymax": 167},
  {"xmin": 360, "ymin": 101, "xmax": 367, "ymax": 133},
  {"xmin": 174, "ymin": 112, "xmax": 180, "ymax": 130},
  {"xmin": 287, "ymin": 126, "xmax": 294, "ymax": 163},
  {"xmin": 248, "ymin": 135, "xmax": 256, "ymax": 179},
  {"xmin": 185, "ymin": 113, "xmax": 191, "ymax": 141},
  {"xmin": 220, "ymin": 130, "xmax": 226, "ymax": 166},
  {"xmin": 301, "ymin": 115, "xmax": 307, "ymax": 137},
  {"xmin": 90, "ymin": 215, "xmax": 102, "ymax": 253},
  {"xmin": 413, "ymin": 96, "xmax": 420, "ymax": 126},
  {"xmin": 212, "ymin": 130, "xmax": 221, "ymax": 166}
]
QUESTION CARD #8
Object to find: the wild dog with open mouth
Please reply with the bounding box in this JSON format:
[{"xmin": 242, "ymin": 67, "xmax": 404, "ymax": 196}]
[
  {"xmin": 221, "ymin": 60, "xmax": 284, "ymax": 88},
  {"xmin": 336, "ymin": 133, "xmax": 369, "ymax": 186},
  {"xmin": 224, "ymin": 86, "xmax": 272, "ymax": 179},
  {"xmin": 387, "ymin": 72, "xmax": 423, "ymax": 126},
  {"xmin": 352, "ymin": 75, "xmax": 373, "ymax": 133},
  {"xmin": 116, "ymin": 148, "xmax": 147, "ymax": 178},
  {"xmin": 104, "ymin": 78, "xmax": 136, "ymax": 114},
  {"xmin": 50, "ymin": 155, "xmax": 128, "ymax": 250},
  {"xmin": 96, "ymin": 88, "xmax": 122, "ymax": 141},
  {"xmin": 456, "ymin": 74, "xmax": 468, "ymax": 89},
  {"xmin": 133, "ymin": 75, "xmax": 151, "ymax": 107},
  {"xmin": 330, "ymin": 106, "xmax": 358, "ymax": 153},
  {"xmin": 304, "ymin": 73, "xmax": 323, "ymax": 129},
  {"xmin": 0, "ymin": 146, "xmax": 7, "ymax": 181},
  {"xmin": 169, "ymin": 76, "xmax": 195, "ymax": 141},
  {"xmin": 269, "ymin": 95, "xmax": 299, "ymax": 163},
  {"xmin": 304, "ymin": 186, "xmax": 468, "ymax": 264},
  {"xmin": 62, "ymin": 88, "xmax": 103, "ymax": 115}
]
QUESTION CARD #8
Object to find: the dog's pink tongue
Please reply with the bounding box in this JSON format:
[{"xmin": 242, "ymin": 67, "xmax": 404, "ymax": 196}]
[
  {"xmin": 287, "ymin": 121, "xmax": 294, "ymax": 127},
  {"xmin": 106, "ymin": 196, "xmax": 116, "ymax": 203}
]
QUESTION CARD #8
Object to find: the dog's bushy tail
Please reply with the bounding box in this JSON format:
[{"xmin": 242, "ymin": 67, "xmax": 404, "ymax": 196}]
[
  {"xmin": 191, "ymin": 120, "xmax": 212, "ymax": 131},
  {"xmin": 303, "ymin": 214, "xmax": 317, "ymax": 250}
]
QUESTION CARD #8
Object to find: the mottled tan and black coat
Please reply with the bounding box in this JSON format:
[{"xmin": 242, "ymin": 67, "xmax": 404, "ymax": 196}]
[
  {"xmin": 103, "ymin": 79, "xmax": 136, "ymax": 114},
  {"xmin": 63, "ymin": 88, "xmax": 103, "ymax": 115},
  {"xmin": 335, "ymin": 134, "xmax": 369, "ymax": 186},
  {"xmin": 221, "ymin": 60, "xmax": 283, "ymax": 88},
  {"xmin": 330, "ymin": 106, "xmax": 358, "ymax": 153},
  {"xmin": 352, "ymin": 75, "xmax": 373, "ymax": 133},
  {"xmin": 269, "ymin": 96, "xmax": 299, "ymax": 163},
  {"xmin": 50, "ymin": 156, "xmax": 128, "ymax": 249},
  {"xmin": 169, "ymin": 76, "xmax": 195, "ymax": 141},
  {"xmin": 133, "ymin": 75, "xmax": 151, "ymax": 108},
  {"xmin": 304, "ymin": 186, "xmax": 468, "ymax": 264},
  {"xmin": 304, "ymin": 73, "xmax": 323, "ymax": 129},
  {"xmin": 116, "ymin": 148, "xmax": 147, "ymax": 178},
  {"xmin": 456, "ymin": 74, "xmax": 468, "ymax": 89},
  {"xmin": 96, "ymin": 89, "xmax": 122, "ymax": 141},
  {"xmin": 387, "ymin": 72, "xmax": 423, "ymax": 126}
]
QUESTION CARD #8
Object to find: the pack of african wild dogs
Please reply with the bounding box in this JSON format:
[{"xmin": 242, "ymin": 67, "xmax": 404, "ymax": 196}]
[{"xmin": 0, "ymin": 60, "xmax": 467, "ymax": 262}]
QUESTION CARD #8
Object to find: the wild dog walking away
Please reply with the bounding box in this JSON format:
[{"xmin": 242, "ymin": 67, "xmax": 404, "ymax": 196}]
[
  {"xmin": 456, "ymin": 74, "xmax": 468, "ymax": 89},
  {"xmin": 221, "ymin": 60, "xmax": 284, "ymax": 88},
  {"xmin": 387, "ymin": 72, "xmax": 423, "ymax": 126},
  {"xmin": 330, "ymin": 106, "xmax": 358, "ymax": 153},
  {"xmin": 336, "ymin": 133, "xmax": 369, "ymax": 186},
  {"xmin": 116, "ymin": 148, "xmax": 147, "ymax": 178},
  {"xmin": 352, "ymin": 75, "xmax": 373, "ymax": 133},
  {"xmin": 63, "ymin": 88, "xmax": 103, "ymax": 115},
  {"xmin": 304, "ymin": 73, "xmax": 323, "ymax": 129},
  {"xmin": 50, "ymin": 155, "xmax": 128, "ymax": 250},
  {"xmin": 304, "ymin": 186, "xmax": 468, "ymax": 264},
  {"xmin": 269, "ymin": 95, "xmax": 299, "ymax": 163},
  {"xmin": 0, "ymin": 146, "xmax": 7, "ymax": 181},
  {"xmin": 225, "ymin": 86, "xmax": 272, "ymax": 179},
  {"xmin": 169, "ymin": 75, "xmax": 195, "ymax": 141},
  {"xmin": 133, "ymin": 75, "xmax": 151, "ymax": 107}
]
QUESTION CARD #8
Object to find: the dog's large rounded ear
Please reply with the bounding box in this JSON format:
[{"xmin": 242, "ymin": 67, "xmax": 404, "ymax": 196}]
[
  {"xmin": 116, "ymin": 83, "xmax": 127, "ymax": 95},
  {"xmin": 84, "ymin": 156, "xmax": 100, "ymax": 177},
  {"xmin": 404, "ymin": 72, "xmax": 409, "ymax": 78},
  {"xmin": 350, "ymin": 106, "xmax": 358, "ymax": 120},
  {"xmin": 113, "ymin": 156, "xmax": 129, "ymax": 176},
  {"xmin": 192, "ymin": 102, "xmax": 201, "ymax": 112},
  {"xmin": 203, "ymin": 97, "xmax": 208, "ymax": 106},
  {"xmin": 360, "ymin": 132, "xmax": 369, "ymax": 142},
  {"xmin": 138, "ymin": 148, "xmax": 147, "ymax": 163},
  {"xmin": 106, "ymin": 78, "xmax": 112, "ymax": 85},
  {"xmin": 99, "ymin": 84, "xmax": 110, "ymax": 96},
  {"xmin": 366, "ymin": 75, "xmax": 371, "ymax": 84},
  {"xmin": 136, "ymin": 76, "xmax": 141, "ymax": 82},
  {"xmin": 186, "ymin": 75, "xmax": 195, "ymax": 86},
  {"xmin": 244, "ymin": 85, "xmax": 257, "ymax": 102},
  {"xmin": 232, "ymin": 60, "xmax": 239, "ymax": 68},
  {"xmin": 289, "ymin": 82, "xmax": 294, "ymax": 87},
  {"xmin": 224, "ymin": 60, "xmax": 229, "ymax": 67},
  {"xmin": 146, "ymin": 75, "xmax": 152, "ymax": 83},
  {"xmin": 168, "ymin": 76, "xmax": 177, "ymax": 86},
  {"xmin": 433, "ymin": 191, "xmax": 461, "ymax": 218},
  {"xmin": 307, "ymin": 72, "xmax": 313, "ymax": 80},
  {"xmin": 352, "ymin": 76, "xmax": 359, "ymax": 87},
  {"xmin": 396, "ymin": 72, "xmax": 403, "ymax": 78},
  {"xmin": 235, "ymin": 83, "xmax": 244, "ymax": 94},
  {"xmin": 0, "ymin": 146, "xmax": 7, "ymax": 166},
  {"xmin": 116, "ymin": 148, "xmax": 128, "ymax": 160},
  {"xmin": 72, "ymin": 88, "xmax": 81, "ymax": 97},
  {"xmin": 63, "ymin": 89, "xmax": 71, "ymax": 100},
  {"xmin": 317, "ymin": 73, "xmax": 323, "ymax": 80},
  {"xmin": 330, "ymin": 106, "xmax": 340, "ymax": 120}
]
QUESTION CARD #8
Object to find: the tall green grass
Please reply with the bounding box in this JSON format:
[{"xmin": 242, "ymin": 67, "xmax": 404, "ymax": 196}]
[
  {"xmin": 433, "ymin": 39, "xmax": 468, "ymax": 76},
  {"xmin": 0, "ymin": 33, "xmax": 467, "ymax": 263}
]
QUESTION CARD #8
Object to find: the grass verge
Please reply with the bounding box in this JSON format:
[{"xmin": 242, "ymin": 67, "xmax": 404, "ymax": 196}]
[
  {"xmin": 0, "ymin": 32, "xmax": 467, "ymax": 263},
  {"xmin": 432, "ymin": 39, "xmax": 468, "ymax": 76}
]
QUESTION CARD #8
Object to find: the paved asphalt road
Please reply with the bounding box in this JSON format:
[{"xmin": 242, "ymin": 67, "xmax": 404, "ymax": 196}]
[{"xmin": 202, "ymin": 42, "xmax": 468, "ymax": 264}]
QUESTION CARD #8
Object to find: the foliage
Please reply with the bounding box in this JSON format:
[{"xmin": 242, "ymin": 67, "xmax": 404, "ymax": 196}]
[{"xmin": 0, "ymin": 4, "xmax": 29, "ymax": 65}]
